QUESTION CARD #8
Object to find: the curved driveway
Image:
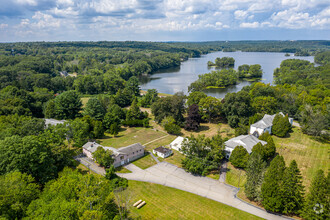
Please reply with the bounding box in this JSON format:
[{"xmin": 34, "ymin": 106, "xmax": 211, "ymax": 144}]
[{"xmin": 118, "ymin": 162, "xmax": 289, "ymax": 220}]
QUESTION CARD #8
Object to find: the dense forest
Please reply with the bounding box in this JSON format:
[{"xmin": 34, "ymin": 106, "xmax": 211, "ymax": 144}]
[{"xmin": 0, "ymin": 41, "xmax": 329, "ymax": 219}]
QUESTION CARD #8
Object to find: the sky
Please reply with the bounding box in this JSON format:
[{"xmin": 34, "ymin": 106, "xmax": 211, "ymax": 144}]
[{"xmin": 0, "ymin": 0, "xmax": 329, "ymax": 42}]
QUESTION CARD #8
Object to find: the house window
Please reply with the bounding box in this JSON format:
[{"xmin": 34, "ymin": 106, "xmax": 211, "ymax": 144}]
[
  {"xmin": 133, "ymin": 152, "xmax": 135, "ymax": 154},
  {"xmin": 120, "ymin": 156, "xmax": 124, "ymax": 160}
]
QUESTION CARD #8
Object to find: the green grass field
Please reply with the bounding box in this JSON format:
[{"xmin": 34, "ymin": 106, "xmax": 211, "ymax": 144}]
[
  {"xmin": 128, "ymin": 181, "xmax": 261, "ymax": 220},
  {"xmin": 273, "ymin": 127, "xmax": 329, "ymax": 187},
  {"xmin": 98, "ymin": 127, "xmax": 167, "ymax": 148},
  {"xmin": 132, "ymin": 153, "xmax": 158, "ymax": 169},
  {"xmin": 225, "ymin": 162, "xmax": 247, "ymax": 188}
]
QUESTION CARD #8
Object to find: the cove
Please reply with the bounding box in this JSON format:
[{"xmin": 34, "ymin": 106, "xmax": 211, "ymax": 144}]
[{"xmin": 139, "ymin": 51, "xmax": 314, "ymax": 98}]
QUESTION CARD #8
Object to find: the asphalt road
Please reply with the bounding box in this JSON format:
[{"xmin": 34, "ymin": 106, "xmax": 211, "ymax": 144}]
[{"xmin": 118, "ymin": 162, "xmax": 290, "ymax": 220}]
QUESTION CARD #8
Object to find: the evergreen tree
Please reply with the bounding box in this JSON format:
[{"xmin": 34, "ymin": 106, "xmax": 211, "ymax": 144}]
[
  {"xmin": 126, "ymin": 98, "xmax": 145, "ymax": 121},
  {"xmin": 251, "ymin": 142, "xmax": 266, "ymax": 161},
  {"xmin": 245, "ymin": 152, "xmax": 267, "ymax": 202},
  {"xmin": 259, "ymin": 132, "xmax": 276, "ymax": 160},
  {"xmin": 261, "ymin": 155, "xmax": 286, "ymax": 213},
  {"xmin": 302, "ymin": 170, "xmax": 329, "ymax": 220},
  {"xmin": 281, "ymin": 160, "xmax": 304, "ymax": 215},
  {"xmin": 84, "ymin": 98, "xmax": 106, "ymax": 121},
  {"xmin": 272, "ymin": 113, "xmax": 291, "ymax": 137},
  {"xmin": 229, "ymin": 146, "xmax": 249, "ymax": 169}
]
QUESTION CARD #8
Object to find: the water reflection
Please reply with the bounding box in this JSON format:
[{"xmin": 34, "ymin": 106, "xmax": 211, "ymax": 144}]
[{"xmin": 139, "ymin": 51, "xmax": 314, "ymax": 98}]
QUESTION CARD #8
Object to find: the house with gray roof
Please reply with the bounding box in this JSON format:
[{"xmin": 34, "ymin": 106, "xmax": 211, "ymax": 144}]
[
  {"xmin": 113, "ymin": 143, "xmax": 145, "ymax": 167},
  {"xmin": 82, "ymin": 141, "xmax": 145, "ymax": 168},
  {"xmin": 153, "ymin": 146, "xmax": 172, "ymax": 158},
  {"xmin": 224, "ymin": 135, "xmax": 267, "ymax": 159},
  {"xmin": 250, "ymin": 112, "xmax": 293, "ymax": 137}
]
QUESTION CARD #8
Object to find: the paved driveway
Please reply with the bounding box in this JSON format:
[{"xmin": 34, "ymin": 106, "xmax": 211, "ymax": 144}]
[{"xmin": 118, "ymin": 162, "xmax": 289, "ymax": 220}]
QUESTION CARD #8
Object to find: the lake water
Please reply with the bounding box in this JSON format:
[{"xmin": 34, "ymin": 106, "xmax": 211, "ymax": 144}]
[{"xmin": 139, "ymin": 51, "xmax": 314, "ymax": 98}]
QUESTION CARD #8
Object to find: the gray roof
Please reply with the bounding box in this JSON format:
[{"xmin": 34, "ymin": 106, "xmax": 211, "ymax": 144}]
[
  {"xmin": 45, "ymin": 119, "xmax": 66, "ymax": 127},
  {"xmin": 225, "ymin": 135, "xmax": 267, "ymax": 154},
  {"xmin": 82, "ymin": 142, "xmax": 105, "ymax": 153},
  {"xmin": 154, "ymin": 146, "xmax": 172, "ymax": 154},
  {"xmin": 251, "ymin": 112, "xmax": 285, "ymax": 129},
  {"xmin": 117, "ymin": 143, "xmax": 145, "ymax": 155}
]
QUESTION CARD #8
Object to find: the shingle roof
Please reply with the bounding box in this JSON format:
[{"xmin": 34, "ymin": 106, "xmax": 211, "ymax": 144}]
[
  {"xmin": 251, "ymin": 112, "xmax": 285, "ymax": 129},
  {"xmin": 82, "ymin": 142, "xmax": 105, "ymax": 153},
  {"xmin": 154, "ymin": 146, "xmax": 172, "ymax": 154},
  {"xmin": 117, "ymin": 143, "xmax": 145, "ymax": 155},
  {"xmin": 225, "ymin": 135, "xmax": 267, "ymax": 154}
]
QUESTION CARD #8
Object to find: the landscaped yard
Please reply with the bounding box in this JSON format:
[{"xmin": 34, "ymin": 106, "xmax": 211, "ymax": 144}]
[
  {"xmin": 132, "ymin": 153, "xmax": 158, "ymax": 169},
  {"xmin": 98, "ymin": 127, "xmax": 167, "ymax": 149},
  {"xmin": 273, "ymin": 127, "xmax": 329, "ymax": 187},
  {"xmin": 127, "ymin": 180, "xmax": 261, "ymax": 220}
]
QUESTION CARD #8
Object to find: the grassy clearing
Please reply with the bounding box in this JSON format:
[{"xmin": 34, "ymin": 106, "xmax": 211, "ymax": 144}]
[
  {"xmin": 132, "ymin": 153, "xmax": 157, "ymax": 169},
  {"xmin": 81, "ymin": 97, "xmax": 90, "ymax": 108},
  {"xmin": 76, "ymin": 163, "xmax": 96, "ymax": 175},
  {"xmin": 127, "ymin": 180, "xmax": 261, "ymax": 220},
  {"xmin": 181, "ymin": 122, "xmax": 235, "ymax": 138},
  {"xmin": 144, "ymin": 135, "xmax": 176, "ymax": 151},
  {"xmin": 115, "ymin": 166, "xmax": 132, "ymax": 174},
  {"xmin": 273, "ymin": 127, "xmax": 329, "ymax": 187},
  {"xmin": 158, "ymin": 150, "xmax": 186, "ymax": 168},
  {"xmin": 98, "ymin": 127, "xmax": 167, "ymax": 148},
  {"xmin": 225, "ymin": 162, "xmax": 247, "ymax": 188}
]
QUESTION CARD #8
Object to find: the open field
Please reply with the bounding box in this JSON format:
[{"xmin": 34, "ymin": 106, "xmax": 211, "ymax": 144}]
[
  {"xmin": 181, "ymin": 122, "xmax": 235, "ymax": 138},
  {"xmin": 273, "ymin": 127, "xmax": 329, "ymax": 187},
  {"xmin": 132, "ymin": 153, "xmax": 158, "ymax": 169},
  {"xmin": 128, "ymin": 180, "xmax": 261, "ymax": 220},
  {"xmin": 98, "ymin": 127, "xmax": 167, "ymax": 148}
]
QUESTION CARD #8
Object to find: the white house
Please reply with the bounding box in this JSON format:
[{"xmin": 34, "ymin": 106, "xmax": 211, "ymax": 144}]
[
  {"xmin": 250, "ymin": 112, "xmax": 293, "ymax": 137},
  {"xmin": 153, "ymin": 146, "xmax": 172, "ymax": 158},
  {"xmin": 224, "ymin": 135, "xmax": 267, "ymax": 159},
  {"xmin": 169, "ymin": 136, "xmax": 187, "ymax": 152}
]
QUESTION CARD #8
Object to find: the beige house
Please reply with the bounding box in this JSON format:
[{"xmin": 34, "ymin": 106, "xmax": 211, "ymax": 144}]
[
  {"xmin": 82, "ymin": 142, "xmax": 145, "ymax": 168},
  {"xmin": 113, "ymin": 143, "xmax": 145, "ymax": 168}
]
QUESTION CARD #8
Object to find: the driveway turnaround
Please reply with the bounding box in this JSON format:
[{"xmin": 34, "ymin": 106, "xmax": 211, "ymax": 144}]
[{"xmin": 118, "ymin": 162, "xmax": 289, "ymax": 220}]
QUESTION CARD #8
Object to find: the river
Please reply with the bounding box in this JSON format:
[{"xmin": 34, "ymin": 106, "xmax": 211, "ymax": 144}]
[{"xmin": 139, "ymin": 51, "xmax": 314, "ymax": 98}]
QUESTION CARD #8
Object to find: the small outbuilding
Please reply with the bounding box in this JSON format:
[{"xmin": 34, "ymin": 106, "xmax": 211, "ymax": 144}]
[
  {"xmin": 44, "ymin": 118, "xmax": 66, "ymax": 127},
  {"xmin": 153, "ymin": 146, "xmax": 172, "ymax": 158},
  {"xmin": 169, "ymin": 136, "xmax": 187, "ymax": 152}
]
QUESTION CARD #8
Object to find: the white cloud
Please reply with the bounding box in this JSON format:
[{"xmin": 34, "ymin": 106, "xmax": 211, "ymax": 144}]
[
  {"xmin": 240, "ymin": 21, "xmax": 260, "ymax": 28},
  {"xmin": 15, "ymin": 0, "xmax": 37, "ymax": 6},
  {"xmin": 234, "ymin": 10, "xmax": 248, "ymax": 20},
  {"xmin": 0, "ymin": 23, "xmax": 8, "ymax": 29}
]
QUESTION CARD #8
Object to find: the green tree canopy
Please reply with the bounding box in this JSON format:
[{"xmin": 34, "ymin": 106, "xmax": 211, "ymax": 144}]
[
  {"xmin": 0, "ymin": 171, "xmax": 40, "ymax": 219},
  {"xmin": 84, "ymin": 98, "xmax": 106, "ymax": 120},
  {"xmin": 54, "ymin": 90, "xmax": 82, "ymax": 120},
  {"xmin": 229, "ymin": 146, "xmax": 249, "ymax": 169}
]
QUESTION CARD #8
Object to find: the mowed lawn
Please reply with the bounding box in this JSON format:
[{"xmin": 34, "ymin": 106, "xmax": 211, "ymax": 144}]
[
  {"xmin": 128, "ymin": 181, "xmax": 261, "ymax": 220},
  {"xmin": 225, "ymin": 162, "xmax": 247, "ymax": 188},
  {"xmin": 273, "ymin": 127, "xmax": 329, "ymax": 187},
  {"xmin": 98, "ymin": 127, "xmax": 167, "ymax": 148},
  {"xmin": 132, "ymin": 153, "xmax": 157, "ymax": 169}
]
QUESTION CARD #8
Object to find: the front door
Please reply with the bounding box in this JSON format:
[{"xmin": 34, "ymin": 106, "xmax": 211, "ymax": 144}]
[{"xmin": 127, "ymin": 158, "xmax": 130, "ymax": 163}]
